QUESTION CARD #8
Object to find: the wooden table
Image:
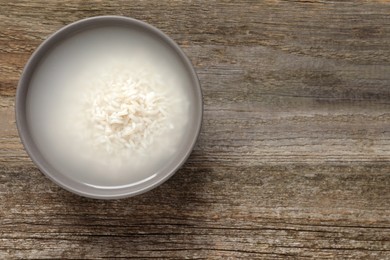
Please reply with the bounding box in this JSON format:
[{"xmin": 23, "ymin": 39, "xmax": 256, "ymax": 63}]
[{"xmin": 1, "ymin": 1, "xmax": 389, "ymax": 259}]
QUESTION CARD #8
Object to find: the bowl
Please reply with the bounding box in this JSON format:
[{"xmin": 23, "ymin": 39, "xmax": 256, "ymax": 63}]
[{"xmin": 15, "ymin": 16, "xmax": 203, "ymax": 199}]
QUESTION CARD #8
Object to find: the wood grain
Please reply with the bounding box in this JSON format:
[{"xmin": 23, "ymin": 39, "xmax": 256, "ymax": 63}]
[{"xmin": 0, "ymin": 0, "xmax": 389, "ymax": 259}]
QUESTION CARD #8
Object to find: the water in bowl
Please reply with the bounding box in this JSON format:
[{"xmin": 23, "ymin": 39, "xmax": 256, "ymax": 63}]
[{"xmin": 26, "ymin": 25, "xmax": 195, "ymax": 188}]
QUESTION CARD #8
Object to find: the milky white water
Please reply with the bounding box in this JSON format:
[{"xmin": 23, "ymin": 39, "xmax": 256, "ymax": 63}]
[{"xmin": 26, "ymin": 26, "xmax": 194, "ymax": 187}]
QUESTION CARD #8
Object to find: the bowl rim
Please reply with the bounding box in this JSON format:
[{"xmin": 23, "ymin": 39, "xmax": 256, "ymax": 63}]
[{"xmin": 15, "ymin": 15, "xmax": 203, "ymax": 199}]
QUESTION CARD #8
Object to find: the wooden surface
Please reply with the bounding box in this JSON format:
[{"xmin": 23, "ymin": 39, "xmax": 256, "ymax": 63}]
[{"xmin": 1, "ymin": 1, "xmax": 390, "ymax": 259}]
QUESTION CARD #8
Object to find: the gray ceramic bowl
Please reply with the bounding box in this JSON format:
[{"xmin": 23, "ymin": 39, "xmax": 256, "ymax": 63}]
[{"xmin": 16, "ymin": 16, "xmax": 202, "ymax": 199}]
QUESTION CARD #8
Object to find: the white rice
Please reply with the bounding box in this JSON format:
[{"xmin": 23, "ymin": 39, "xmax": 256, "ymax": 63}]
[{"xmin": 70, "ymin": 61, "xmax": 173, "ymax": 158}]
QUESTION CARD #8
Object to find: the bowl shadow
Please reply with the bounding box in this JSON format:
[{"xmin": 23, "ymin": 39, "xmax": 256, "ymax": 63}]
[{"xmin": 53, "ymin": 145, "xmax": 211, "ymax": 257}]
